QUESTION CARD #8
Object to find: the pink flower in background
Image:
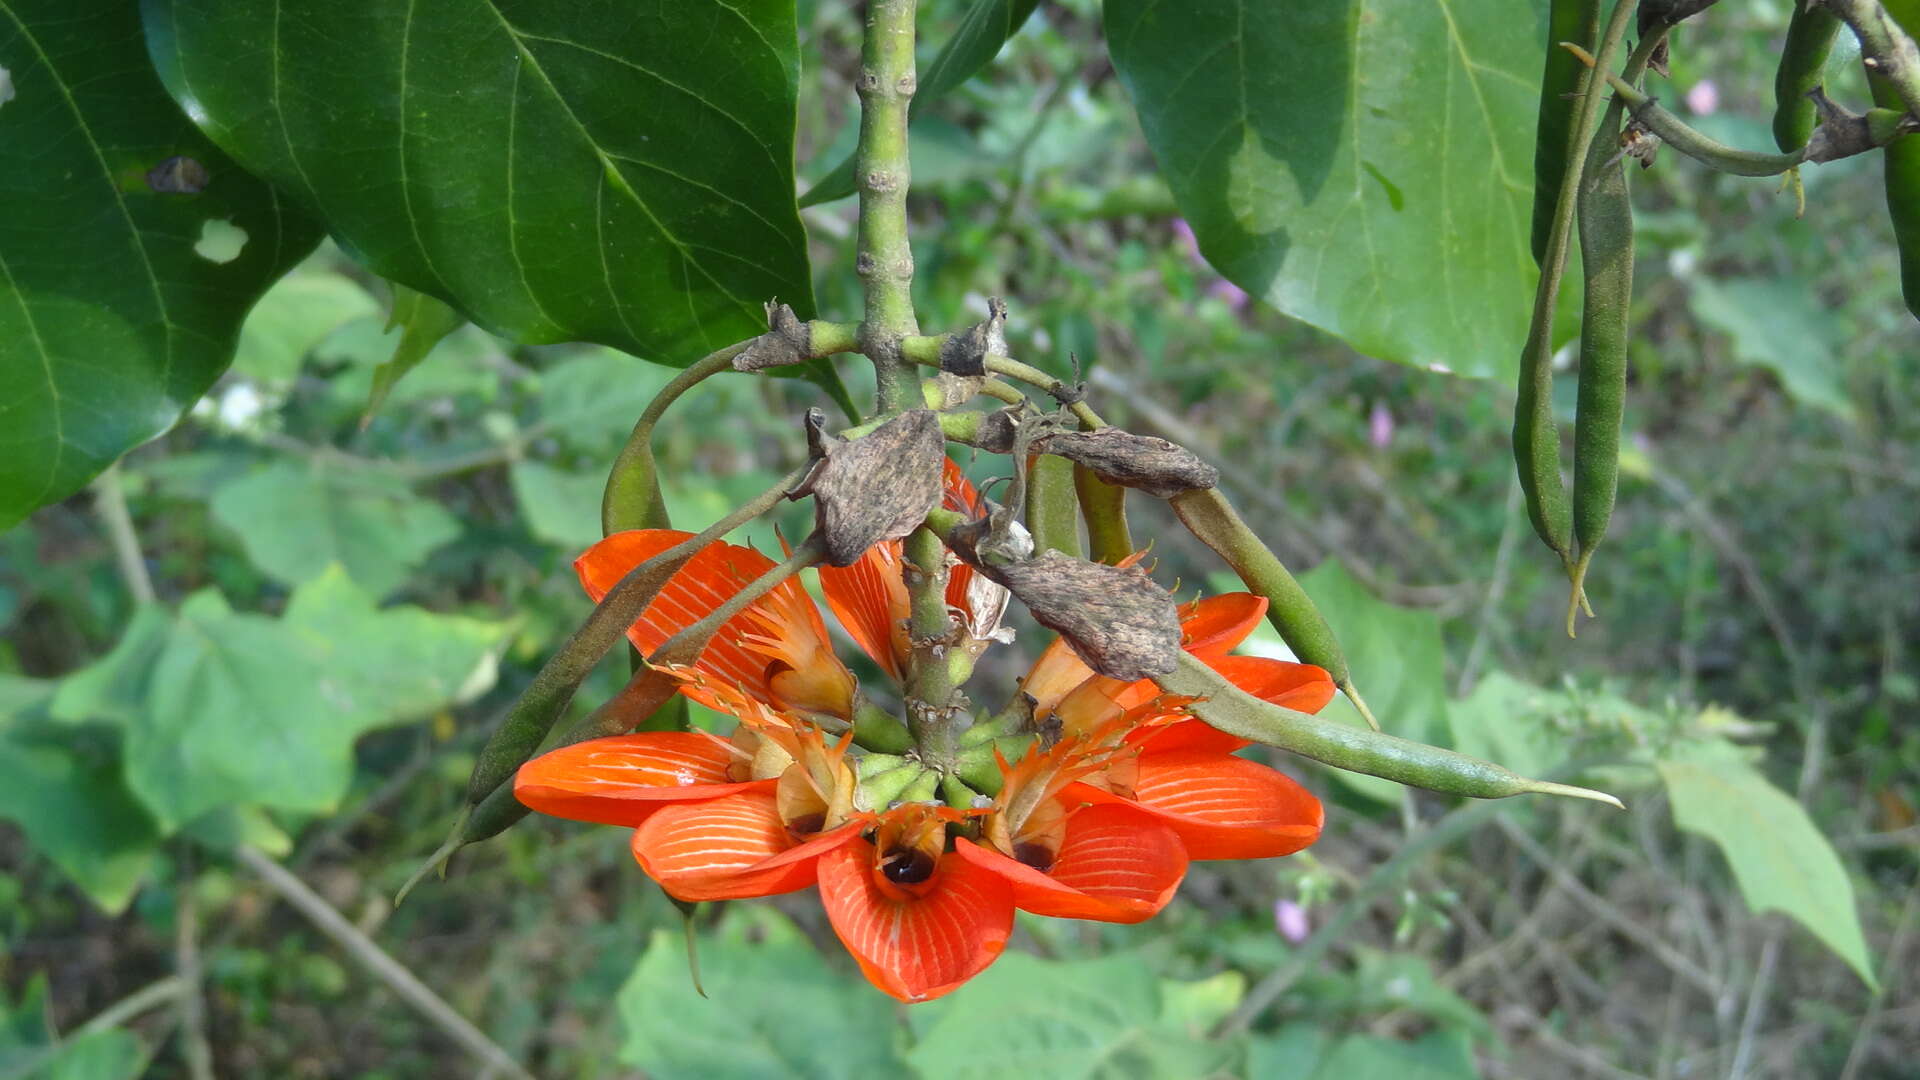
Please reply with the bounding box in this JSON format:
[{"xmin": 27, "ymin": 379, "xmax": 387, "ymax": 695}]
[
  {"xmin": 1685, "ymin": 80, "xmax": 1718, "ymax": 116},
  {"xmin": 1274, "ymin": 898, "xmax": 1310, "ymax": 943},
  {"xmin": 1368, "ymin": 401, "xmax": 1395, "ymax": 449},
  {"xmin": 1171, "ymin": 217, "xmax": 1202, "ymax": 262},
  {"xmin": 1173, "ymin": 218, "xmax": 1250, "ymax": 310}
]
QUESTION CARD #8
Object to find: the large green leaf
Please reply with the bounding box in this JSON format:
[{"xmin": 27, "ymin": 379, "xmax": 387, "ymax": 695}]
[
  {"xmin": 616, "ymin": 907, "xmax": 905, "ymax": 1080},
  {"xmin": 208, "ymin": 458, "xmax": 461, "ymax": 598},
  {"xmin": 49, "ymin": 577, "xmax": 504, "ymax": 830},
  {"xmin": 143, "ymin": 0, "xmax": 816, "ymax": 362},
  {"xmin": 0, "ymin": 0, "xmax": 322, "ymax": 527},
  {"xmin": 906, "ymin": 953, "xmax": 1233, "ymax": 1080},
  {"xmin": 0, "ymin": 678, "xmax": 159, "ymax": 914},
  {"xmin": 799, "ymin": 0, "xmax": 1040, "ymax": 206},
  {"xmin": 1300, "ymin": 558, "xmax": 1448, "ymax": 803},
  {"xmin": 1249, "ymin": 1026, "xmax": 1480, "ymax": 1080},
  {"xmin": 1687, "ymin": 276, "xmax": 1854, "ymax": 420},
  {"xmin": 1657, "ymin": 742, "xmax": 1875, "ymax": 988},
  {"xmin": 1103, "ymin": 0, "xmax": 1541, "ymax": 380}
]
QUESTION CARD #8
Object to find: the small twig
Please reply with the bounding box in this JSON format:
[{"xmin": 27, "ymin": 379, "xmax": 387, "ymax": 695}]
[
  {"xmin": 174, "ymin": 858, "xmax": 215, "ymax": 1080},
  {"xmin": 1497, "ymin": 817, "xmax": 1719, "ymax": 996},
  {"xmin": 90, "ymin": 463, "xmax": 155, "ymax": 605},
  {"xmin": 235, "ymin": 847, "xmax": 535, "ymax": 1080},
  {"xmin": 1457, "ymin": 474, "xmax": 1524, "ymax": 696},
  {"xmin": 1215, "ymin": 799, "xmax": 1511, "ymax": 1037},
  {"xmin": 1725, "ymin": 933, "xmax": 1781, "ymax": 1080},
  {"xmin": 1837, "ymin": 868, "xmax": 1920, "ymax": 1080}
]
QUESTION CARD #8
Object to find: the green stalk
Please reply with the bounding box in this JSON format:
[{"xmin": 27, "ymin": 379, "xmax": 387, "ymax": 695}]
[{"xmin": 855, "ymin": 0, "xmax": 922, "ymax": 414}]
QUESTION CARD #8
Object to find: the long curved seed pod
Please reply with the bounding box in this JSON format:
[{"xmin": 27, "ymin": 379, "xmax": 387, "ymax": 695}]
[
  {"xmin": 1155, "ymin": 653, "xmax": 1622, "ymax": 808},
  {"xmin": 1774, "ymin": 4, "xmax": 1843, "ymax": 152},
  {"xmin": 1168, "ymin": 488, "xmax": 1379, "ymax": 731},
  {"xmin": 1515, "ymin": 0, "xmax": 1638, "ymax": 574},
  {"xmin": 1568, "ymin": 93, "xmax": 1637, "ymax": 635},
  {"xmin": 1533, "ymin": 0, "xmax": 1602, "ymax": 264}
]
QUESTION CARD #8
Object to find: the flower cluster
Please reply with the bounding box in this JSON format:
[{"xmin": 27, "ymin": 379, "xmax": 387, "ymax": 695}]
[{"xmin": 514, "ymin": 468, "xmax": 1331, "ymax": 1002}]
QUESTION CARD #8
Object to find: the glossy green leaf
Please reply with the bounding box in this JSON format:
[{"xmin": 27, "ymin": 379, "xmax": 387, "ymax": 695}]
[
  {"xmin": 1104, "ymin": 0, "xmax": 1541, "ymax": 380},
  {"xmin": 0, "ymin": 679, "xmax": 159, "ymax": 913},
  {"xmin": 0, "ymin": 0, "xmax": 322, "ymax": 528},
  {"xmin": 1657, "ymin": 741, "xmax": 1875, "ymax": 988},
  {"xmin": 364, "ymin": 285, "xmax": 466, "ymax": 423},
  {"xmin": 145, "ymin": 0, "xmax": 816, "ymax": 362},
  {"xmin": 1688, "ymin": 276, "xmax": 1854, "ymax": 420},
  {"xmin": 906, "ymin": 953, "xmax": 1233, "ymax": 1080},
  {"xmin": 209, "ymin": 459, "xmax": 461, "ymax": 598},
  {"xmin": 1300, "ymin": 558, "xmax": 1448, "ymax": 803},
  {"xmin": 617, "ymin": 907, "xmax": 905, "ymax": 1080},
  {"xmin": 800, "ymin": 0, "xmax": 1040, "ymax": 206}
]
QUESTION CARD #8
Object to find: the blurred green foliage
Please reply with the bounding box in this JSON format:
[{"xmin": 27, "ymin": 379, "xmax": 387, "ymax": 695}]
[{"xmin": 1, "ymin": 1, "xmax": 1916, "ymax": 1079}]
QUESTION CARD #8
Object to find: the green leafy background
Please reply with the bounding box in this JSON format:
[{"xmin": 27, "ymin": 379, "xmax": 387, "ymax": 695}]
[{"xmin": 0, "ymin": 0, "xmax": 1911, "ymax": 1077}]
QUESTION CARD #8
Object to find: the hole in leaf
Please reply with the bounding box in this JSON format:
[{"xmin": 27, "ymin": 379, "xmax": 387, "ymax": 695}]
[
  {"xmin": 194, "ymin": 219, "xmax": 247, "ymax": 264},
  {"xmin": 0, "ymin": 65, "xmax": 14, "ymax": 108}
]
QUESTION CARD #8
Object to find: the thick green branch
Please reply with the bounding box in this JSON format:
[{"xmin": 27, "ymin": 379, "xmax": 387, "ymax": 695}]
[
  {"xmin": 1821, "ymin": 0, "xmax": 1920, "ymax": 119},
  {"xmin": 856, "ymin": 0, "xmax": 922, "ymax": 413}
]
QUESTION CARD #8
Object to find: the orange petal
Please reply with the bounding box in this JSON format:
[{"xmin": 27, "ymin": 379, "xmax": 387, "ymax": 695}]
[
  {"xmin": 1179, "ymin": 593, "xmax": 1269, "ymax": 656},
  {"xmin": 817, "ymin": 841, "xmax": 1013, "ymax": 1003},
  {"xmin": 575, "ymin": 530, "xmax": 849, "ymax": 715},
  {"xmin": 630, "ymin": 789, "xmax": 860, "ymax": 901},
  {"xmin": 514, "ymin": 733, "xmax": 753, "ymax": 826},
  {"xmin": 817, "ymin": 541, "xmax": 911, "ymax": 680},
  {"xmin": 957, "ymin": 803, "xmax": 1187, "ymax": 923},
  {"xmin": 1129, "ymin": 718, "xmax": 1249, "ymax": 756},
  {"xmin": 1068, "ymin": 752, "xmax": 1323, "ymax": 860},
  {"xmin": 1210, "ymin": 654, "xmax": 1336, "ymax": 714}
]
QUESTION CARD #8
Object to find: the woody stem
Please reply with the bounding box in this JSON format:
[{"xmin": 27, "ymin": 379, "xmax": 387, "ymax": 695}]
[
  {"xmin": 903, "ymin": 525, "xmax": 959, "ymax": 770},
  {"xmin": 854, "ymin": 0, "xmax": 920, "ymax": 415}
]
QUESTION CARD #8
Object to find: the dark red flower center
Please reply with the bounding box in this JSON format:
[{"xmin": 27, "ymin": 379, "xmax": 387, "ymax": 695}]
[{"xmin": 880, "ymin": 846, "xmax": 936, "ymax": 885}]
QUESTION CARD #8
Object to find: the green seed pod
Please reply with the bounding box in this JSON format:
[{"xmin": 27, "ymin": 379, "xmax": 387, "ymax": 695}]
[
  {"xmin": 1773, "ymin": 5, "xmax": 1842, "ymax": 152},
  {"xmin": 1871, "ymin": 45, "xmax": 1920, "ymax": 321},
  {"xmin": 1155, "ymin": 654, "xmax": 1622, "ymax": 808},
  {"xmin": 1568, "ymin": 96, "xmax": 1637, "ymax": 633},
  {"xmin": 1532, "ymin": 0, "xmax": 1602, "ymax": 264},
  {"xmin": 1024, "ymin": 451, "xmax": 1082, "ymax": 558},
  {"xmin": 1168, "ymin": 489, "xmax": 1380, "ymax": 730},
  {"xmin": 1074, "ymin": 463, "xmax": 1135, "ymax": 564}
]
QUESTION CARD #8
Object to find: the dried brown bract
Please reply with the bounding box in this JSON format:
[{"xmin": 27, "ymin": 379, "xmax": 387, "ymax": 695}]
[
  {"xmin": 800, "ymin": 409, "xmax": 944, "ymax": 566},
  {"xmin": 1035, "ymin": 428, "xmax": 1218, "ymax": 499},
  {"xmin": 974, "ymin": 549, "xmax": 1180, "ymax": 681}
]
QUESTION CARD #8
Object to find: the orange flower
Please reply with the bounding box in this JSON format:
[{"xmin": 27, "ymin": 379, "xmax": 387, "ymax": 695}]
[
  {"xmin": 515, "ymin": 470, "xmax": 1331, "ymax": 1002},
  {"xmin": 817, "ymin": 804, "xmax": 1013, "ymax": 1002},
  {"xmin": 954, "ymin": 733, "xmax": 1188, "ymax": 924},
  {"xmin": 1013, "ymin": 597, "xmax": 1334, "ymax": 860}
]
